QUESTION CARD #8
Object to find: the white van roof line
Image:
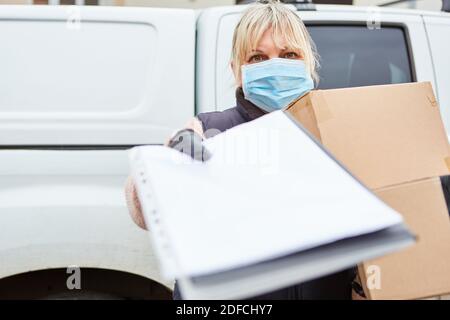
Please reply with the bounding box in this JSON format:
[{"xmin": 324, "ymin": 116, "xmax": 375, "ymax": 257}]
[{"xmin": 315, "ymin": 4, "xmax": 450, "ymax": 18}]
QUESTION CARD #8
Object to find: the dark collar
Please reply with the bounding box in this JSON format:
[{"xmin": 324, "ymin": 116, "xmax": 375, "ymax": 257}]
[{"xmin": 235, "ymin": 87, "xmax": 267, "ymax": 122}]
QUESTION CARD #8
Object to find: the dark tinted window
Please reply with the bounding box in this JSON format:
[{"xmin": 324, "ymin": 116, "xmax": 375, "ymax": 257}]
[{"xmin": 307, "ymin": 25, "xmax": 413, "ymax": 89}]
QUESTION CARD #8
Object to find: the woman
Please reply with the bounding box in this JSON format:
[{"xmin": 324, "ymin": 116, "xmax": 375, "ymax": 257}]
[{"xmin": 125, "ymin": 0, "xmax": 356, "ymax": 300}]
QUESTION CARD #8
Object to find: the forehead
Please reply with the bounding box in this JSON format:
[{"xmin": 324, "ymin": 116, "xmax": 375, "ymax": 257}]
[{"xmin": 250, "ymin": 27, "xmax": 294, "ymax": 53}]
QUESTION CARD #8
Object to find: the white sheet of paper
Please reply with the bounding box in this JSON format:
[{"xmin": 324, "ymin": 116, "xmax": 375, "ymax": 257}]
[{"xmin": 130, "ymin": 111, "xmax": 403, "ymax": 278}]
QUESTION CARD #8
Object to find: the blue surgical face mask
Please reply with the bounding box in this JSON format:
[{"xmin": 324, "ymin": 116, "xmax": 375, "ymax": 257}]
[{"xmin": 241, "ymin": 58, "xmax": 315, "ymax": 112}]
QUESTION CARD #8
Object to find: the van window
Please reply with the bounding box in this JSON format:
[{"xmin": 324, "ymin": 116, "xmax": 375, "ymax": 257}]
[{"xmin": 307, "ymin": 25, "xmax": 414, "ymax": 89}]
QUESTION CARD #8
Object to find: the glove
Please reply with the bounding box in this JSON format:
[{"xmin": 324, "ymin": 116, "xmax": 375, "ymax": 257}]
[{"xmin": 167, "ymin": 128, "xmax": 212, "ymax": 162}]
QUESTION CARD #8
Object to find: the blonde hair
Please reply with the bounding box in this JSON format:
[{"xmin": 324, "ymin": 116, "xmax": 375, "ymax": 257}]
[{"xmin": 231, "ymin": 0, "xmax": 320, "ymax": 85}]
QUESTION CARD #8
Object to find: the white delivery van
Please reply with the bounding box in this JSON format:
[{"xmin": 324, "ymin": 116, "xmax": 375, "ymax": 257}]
[
  {"xmin": 0, "ymin": 5, "xmax": 195, "ymax": 299},
  {"xmin": 0, "ymin": 3, "xmax": 449, "ymax": 299}
]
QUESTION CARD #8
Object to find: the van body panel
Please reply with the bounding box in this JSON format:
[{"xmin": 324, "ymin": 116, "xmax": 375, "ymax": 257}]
[{"xmin": 0, "ymin": 6, "xmax": 196, "ymax": 146}]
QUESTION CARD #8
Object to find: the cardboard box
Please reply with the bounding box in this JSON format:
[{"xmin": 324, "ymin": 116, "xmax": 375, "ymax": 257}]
[
  {"xmin": 361, "ymin": 178, "xmax": 450, "ymax": 299},
  {"xmin": 286, "ymin": 82, "xmax": 450, "ymax": 299}
]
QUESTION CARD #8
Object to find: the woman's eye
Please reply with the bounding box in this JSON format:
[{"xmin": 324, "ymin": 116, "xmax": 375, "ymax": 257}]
[
  {"xmin": 249, "ymin": 55, "xmax": 265, "ymax": 63},
  {"xmin": 284, "ymin": 52, "xmax": 299, "ymax": 59}
]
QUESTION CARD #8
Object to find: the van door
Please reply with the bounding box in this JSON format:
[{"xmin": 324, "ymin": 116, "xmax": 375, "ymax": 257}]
[
  {"xmin": 0, "ymin": 5, "xmax": 195, "ymax": 146},
  {"xmin": 423, "ymin": 15, "xmax": 450, "ymax": 133},
  {"xmin": 0, "ymin": 5, "xmax": 195, "ymax": 289}
]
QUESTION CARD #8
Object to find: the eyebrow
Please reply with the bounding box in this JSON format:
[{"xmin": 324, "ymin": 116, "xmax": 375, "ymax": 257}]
[
  {"xmin": 251, "ymin": 47, "xmax": 299, "ymax": 53},
  {"xmin": 280, "ymin": 47, "xmax": 299, "ymax": 52}
]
